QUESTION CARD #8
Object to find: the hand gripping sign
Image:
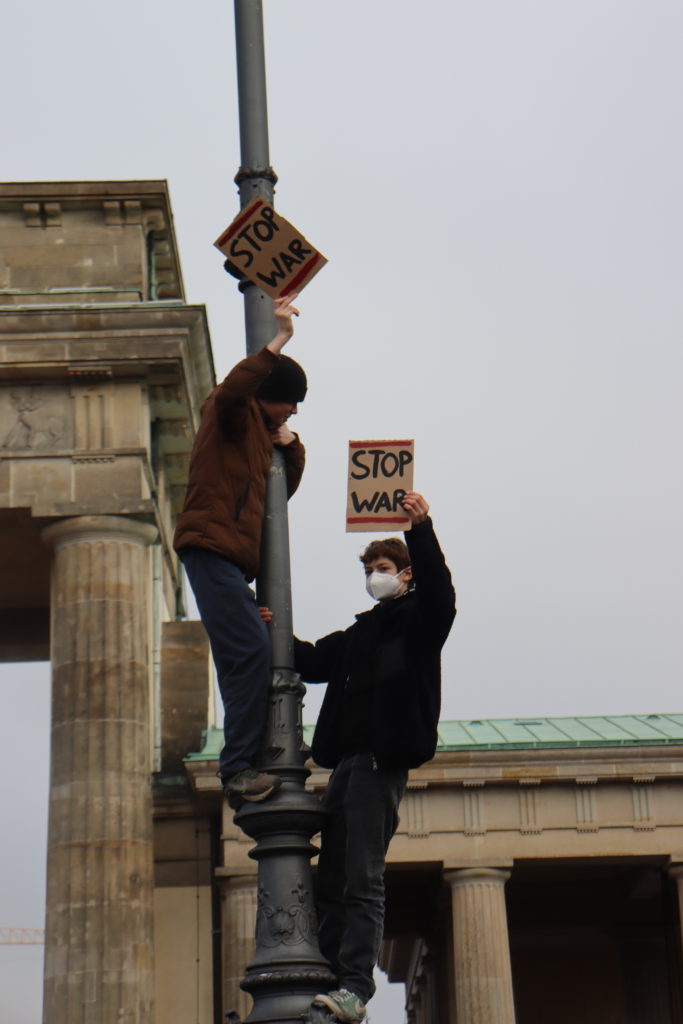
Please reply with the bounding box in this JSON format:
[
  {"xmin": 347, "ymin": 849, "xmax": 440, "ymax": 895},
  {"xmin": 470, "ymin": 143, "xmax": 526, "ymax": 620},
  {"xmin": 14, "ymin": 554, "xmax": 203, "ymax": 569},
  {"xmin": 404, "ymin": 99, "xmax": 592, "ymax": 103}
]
[
  {"xmin": 214, "ymin": 198, "xmax": 328, "ymax": 297},
  {"xmin": 346, "ymin": 440, "xmax": 415, "ymax": 533}
]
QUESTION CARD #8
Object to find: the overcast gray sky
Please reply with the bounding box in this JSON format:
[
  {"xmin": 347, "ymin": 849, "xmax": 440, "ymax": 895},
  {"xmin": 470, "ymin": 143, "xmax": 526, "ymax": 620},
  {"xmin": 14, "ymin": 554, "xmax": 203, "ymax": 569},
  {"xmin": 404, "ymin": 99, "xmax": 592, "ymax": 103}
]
[{"xmin": 2, "ymin": 1, "xmax": 682, "ymax": 1020}]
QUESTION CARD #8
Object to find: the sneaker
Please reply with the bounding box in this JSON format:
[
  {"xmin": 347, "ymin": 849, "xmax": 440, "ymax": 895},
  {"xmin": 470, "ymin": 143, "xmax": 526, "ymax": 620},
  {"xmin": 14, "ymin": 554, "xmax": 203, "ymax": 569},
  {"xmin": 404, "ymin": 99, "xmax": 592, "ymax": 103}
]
[
  {"xmin": 313, "ymin": 989, "xmax": 367, "ymax": 1023},
  {"xmin": 223, "ymin": 768, "xmax": 282, "ymax": 804}
]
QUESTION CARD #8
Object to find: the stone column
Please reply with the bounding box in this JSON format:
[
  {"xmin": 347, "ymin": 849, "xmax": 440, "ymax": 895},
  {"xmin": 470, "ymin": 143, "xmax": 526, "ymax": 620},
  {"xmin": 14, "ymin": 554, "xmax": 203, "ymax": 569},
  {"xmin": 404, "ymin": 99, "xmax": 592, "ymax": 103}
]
[
  {"xmin": 445, "ymin": 868, "xmax": 516, "ymax": 1024},
  {"xmin": 220, "ymin": 876, "xmax": 258, "ymax": 1021},
  {"xmin": 41, "ymin": 515, "xmax": 158, "ymax": 1024}
]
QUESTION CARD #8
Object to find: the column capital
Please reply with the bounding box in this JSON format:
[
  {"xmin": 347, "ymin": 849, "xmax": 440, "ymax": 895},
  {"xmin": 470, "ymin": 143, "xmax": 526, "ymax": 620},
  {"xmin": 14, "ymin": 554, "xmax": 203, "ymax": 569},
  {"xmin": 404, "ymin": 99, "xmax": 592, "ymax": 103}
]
[
  {"xmin": 445, "ymin": 867, "xmax": 511, "ymax": 888},
  {"xmin": 41, "ymin": 514, "xmax": 158, "ymax": 549}
]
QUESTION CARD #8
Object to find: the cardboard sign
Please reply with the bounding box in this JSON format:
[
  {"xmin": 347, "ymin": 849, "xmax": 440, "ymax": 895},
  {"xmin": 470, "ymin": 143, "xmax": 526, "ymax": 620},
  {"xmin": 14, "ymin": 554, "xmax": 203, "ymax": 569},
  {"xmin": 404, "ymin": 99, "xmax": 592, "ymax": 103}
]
[
  {"xmin": 214, "ymin": 198, "xmax": 327, "ymax": 298},
  {"xmin": 346, "ymin": 440, "xmax": 415, "ymax": 533}
]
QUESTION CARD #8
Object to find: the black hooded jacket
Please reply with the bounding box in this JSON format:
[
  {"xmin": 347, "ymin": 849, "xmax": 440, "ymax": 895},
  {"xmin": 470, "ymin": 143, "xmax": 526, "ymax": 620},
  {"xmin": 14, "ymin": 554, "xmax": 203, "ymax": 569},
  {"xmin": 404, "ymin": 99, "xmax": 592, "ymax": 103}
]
[{"xmin": 294, "ymin": 518, "xmax": 456, "ymax": 770}]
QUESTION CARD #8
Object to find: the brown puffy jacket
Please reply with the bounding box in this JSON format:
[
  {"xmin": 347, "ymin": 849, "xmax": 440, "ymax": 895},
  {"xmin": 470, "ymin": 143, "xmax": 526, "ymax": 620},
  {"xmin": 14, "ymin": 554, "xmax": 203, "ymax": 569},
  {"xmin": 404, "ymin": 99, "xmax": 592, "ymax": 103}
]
[{"xmin": 173, "ymin": 347, "xmax": 305, "ymax": 580}]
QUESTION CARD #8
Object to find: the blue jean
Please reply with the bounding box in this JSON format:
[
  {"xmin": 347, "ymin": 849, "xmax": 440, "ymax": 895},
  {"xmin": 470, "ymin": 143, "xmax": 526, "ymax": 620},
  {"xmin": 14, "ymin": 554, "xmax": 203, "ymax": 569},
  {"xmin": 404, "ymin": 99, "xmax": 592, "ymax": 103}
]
[
  {"xmin": 179, "ymin": 546, "xmax": 271, "ymax": 781},
  {"xmin": 316, "ymin": 754, "xmax": 408, "ymax": 1004}
]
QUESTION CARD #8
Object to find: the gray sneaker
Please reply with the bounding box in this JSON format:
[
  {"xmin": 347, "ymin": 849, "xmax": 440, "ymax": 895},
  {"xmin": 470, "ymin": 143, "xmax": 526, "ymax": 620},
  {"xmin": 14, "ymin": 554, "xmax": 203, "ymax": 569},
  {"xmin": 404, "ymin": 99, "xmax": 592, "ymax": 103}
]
[
  {"xmin": 223, "ymin": 768, "xmax": 282, "ymax": 804},
  {"xmin": 313, "ymin": 989, "xmax": 367, "ymax": 1023}
]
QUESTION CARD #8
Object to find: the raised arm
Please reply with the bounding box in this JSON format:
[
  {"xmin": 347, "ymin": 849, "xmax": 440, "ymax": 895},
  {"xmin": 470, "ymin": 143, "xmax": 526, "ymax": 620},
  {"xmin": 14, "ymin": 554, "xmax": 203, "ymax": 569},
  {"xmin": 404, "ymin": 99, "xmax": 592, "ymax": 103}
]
[
  {"xmin": 214, "ymin": 294, "xmax": 301, "ymax": 425},
  {"xmin": 266, "ymin": 293, "xmax": 300, "ymax": 355},
  {"xmin": 403, "ymin": 493, "xmax": 456, "ymax": 648}
]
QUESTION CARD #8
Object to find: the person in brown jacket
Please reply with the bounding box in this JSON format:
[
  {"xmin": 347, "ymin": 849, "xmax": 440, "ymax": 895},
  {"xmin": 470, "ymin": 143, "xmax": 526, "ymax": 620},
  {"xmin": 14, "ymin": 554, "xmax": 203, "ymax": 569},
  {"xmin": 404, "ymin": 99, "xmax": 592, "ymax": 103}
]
[{"xmin": 174, "ymin": 294, "xmax": 305, "ymax": 804}]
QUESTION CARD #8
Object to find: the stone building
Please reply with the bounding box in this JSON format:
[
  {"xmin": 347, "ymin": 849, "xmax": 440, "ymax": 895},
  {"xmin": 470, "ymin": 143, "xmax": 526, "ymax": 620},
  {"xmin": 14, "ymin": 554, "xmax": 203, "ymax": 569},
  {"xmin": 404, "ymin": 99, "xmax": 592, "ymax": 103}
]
[
  {"xmin": 0, "ymin": 180, "xmax": 214, "ymax": 1024},
  {"xmin": 3, "ymin": 181, "xmax": 683, "ymax": 1024},
  {"xmin": 183, "ymin": 715, "xmax": 683, "ymax": 1024}
]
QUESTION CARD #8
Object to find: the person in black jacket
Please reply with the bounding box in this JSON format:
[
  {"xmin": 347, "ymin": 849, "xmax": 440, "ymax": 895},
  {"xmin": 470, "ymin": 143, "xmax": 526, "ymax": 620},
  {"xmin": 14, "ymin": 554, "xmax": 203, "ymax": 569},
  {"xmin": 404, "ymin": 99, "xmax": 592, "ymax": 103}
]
[{"xmin": 293, "ymin": 492, "xmax": 456, "ymax": 1023}]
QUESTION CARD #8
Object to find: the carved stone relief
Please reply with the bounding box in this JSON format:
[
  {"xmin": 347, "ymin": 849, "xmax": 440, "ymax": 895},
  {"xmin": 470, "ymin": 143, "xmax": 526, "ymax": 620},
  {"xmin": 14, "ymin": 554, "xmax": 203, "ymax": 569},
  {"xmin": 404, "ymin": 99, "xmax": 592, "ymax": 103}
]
[{"xmin": 0, "ymin": 386, "xmax": 73, "ymax": 450}]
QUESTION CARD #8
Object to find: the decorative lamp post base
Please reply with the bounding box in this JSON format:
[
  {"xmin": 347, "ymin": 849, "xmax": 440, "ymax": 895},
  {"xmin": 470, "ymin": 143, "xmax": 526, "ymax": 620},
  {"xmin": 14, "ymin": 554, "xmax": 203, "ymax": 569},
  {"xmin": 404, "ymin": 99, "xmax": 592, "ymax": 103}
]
[{"xmin": 233, "ymin": 670, "xmax": 336, "ymax": 1022}]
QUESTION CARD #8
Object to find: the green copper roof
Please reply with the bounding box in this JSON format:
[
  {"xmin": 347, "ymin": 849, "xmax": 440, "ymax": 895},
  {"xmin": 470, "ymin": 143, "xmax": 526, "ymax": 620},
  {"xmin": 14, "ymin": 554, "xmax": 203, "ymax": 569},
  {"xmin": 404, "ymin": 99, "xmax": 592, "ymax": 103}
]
[
  {"xmin": 184, "ymin": 714, "xmax": 683, "ymax": 763},
  {"xmin": 436, "ymin": 714, "xmax": 683, "ymax": 750}
]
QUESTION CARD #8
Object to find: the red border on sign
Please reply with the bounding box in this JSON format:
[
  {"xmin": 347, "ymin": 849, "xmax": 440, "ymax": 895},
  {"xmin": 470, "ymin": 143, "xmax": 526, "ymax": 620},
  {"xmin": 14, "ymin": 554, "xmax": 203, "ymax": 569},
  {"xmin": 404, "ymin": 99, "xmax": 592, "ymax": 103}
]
[
  {"xmin": 346, "ymin": 516, "xmax": 410, "ymax": 524},
  {"xmin": 277, "ymin": 253, "xmax": 322, "ymax": 296},
  {"xmin": 215, "ymin": 198, "xmax": 265, "ymax": 247},
  {"xmin": 349, "ymin": 440, "xmax": 412, "ymax": 448}
]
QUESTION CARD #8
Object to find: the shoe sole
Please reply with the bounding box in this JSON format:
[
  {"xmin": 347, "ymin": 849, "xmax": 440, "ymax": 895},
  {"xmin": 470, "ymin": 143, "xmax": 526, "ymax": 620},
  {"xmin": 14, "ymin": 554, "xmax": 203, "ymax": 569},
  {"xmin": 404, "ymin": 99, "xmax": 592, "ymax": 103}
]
[
  {"xmin": 240, "ymin": 784, "xmax": 277, "ymax": 802},
  {"xmin": 225, "ymin": 778, "xmax": 282, "ymax": 809},
  {"xmin": 312, "ymin": 995, "xmax": 365, "ymax": 1023}
]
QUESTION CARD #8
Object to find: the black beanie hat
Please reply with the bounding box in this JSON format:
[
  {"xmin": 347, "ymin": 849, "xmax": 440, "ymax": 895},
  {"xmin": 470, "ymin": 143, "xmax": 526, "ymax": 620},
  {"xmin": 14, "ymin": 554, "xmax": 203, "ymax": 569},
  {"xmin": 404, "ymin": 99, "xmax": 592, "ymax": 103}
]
[{"xmin": 256, "ymin": 355, "xmax": 307, "ymax": 404}]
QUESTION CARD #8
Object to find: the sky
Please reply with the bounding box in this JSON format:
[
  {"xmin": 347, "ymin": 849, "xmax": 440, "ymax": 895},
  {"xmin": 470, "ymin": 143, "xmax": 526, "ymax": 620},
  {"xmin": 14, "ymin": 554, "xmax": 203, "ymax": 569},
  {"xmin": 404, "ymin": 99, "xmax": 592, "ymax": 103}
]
[{"xmin": 1, "ymin": 0, "xmax": 682, "ymax": 1021}]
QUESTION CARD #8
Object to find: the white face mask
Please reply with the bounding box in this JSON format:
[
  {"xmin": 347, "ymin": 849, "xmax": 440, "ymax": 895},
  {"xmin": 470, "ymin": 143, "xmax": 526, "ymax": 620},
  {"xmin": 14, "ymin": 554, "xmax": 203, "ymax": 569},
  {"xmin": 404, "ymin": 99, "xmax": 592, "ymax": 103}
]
[{"xmin": 365, "ymin": 570, "xmax": 403, "ymax": 602}]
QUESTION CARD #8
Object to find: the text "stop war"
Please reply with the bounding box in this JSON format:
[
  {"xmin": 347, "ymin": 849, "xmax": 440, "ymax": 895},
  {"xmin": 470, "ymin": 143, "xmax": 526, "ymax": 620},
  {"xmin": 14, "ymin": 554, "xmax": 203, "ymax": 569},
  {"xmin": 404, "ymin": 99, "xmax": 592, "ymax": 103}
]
[
  {"xmin": 346, "ymin": 440, "xmax": 415, "ymax": 534},
  {"xmin": 214, "ymin": 198, "xmax": 327, "ymax": 299}
]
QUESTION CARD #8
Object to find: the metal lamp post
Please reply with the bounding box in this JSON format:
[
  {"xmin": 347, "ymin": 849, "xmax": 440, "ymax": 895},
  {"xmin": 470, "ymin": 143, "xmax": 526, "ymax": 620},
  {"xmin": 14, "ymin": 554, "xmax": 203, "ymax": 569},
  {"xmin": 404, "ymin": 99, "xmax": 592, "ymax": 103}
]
[{"xmin": 230, "ymin": 2, "xmax": 335, "ymax": 1020}]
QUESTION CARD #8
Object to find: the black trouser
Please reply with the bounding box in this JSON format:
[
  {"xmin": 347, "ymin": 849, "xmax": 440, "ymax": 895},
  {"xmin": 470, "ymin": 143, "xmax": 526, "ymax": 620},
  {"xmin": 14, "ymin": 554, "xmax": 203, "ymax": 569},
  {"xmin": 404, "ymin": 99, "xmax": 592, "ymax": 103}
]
[{"xmin": 316, "ymin": 754, "xmax": 407, "ymax": 1004}]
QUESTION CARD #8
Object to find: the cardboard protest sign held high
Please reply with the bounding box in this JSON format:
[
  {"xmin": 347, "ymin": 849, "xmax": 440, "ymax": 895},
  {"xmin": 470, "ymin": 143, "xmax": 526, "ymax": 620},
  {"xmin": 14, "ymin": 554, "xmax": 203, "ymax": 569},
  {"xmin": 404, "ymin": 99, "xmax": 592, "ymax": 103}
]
[
  {"xmin": 214, "ymin": 198, "xmax": 327, "ymax": 298},
  {"xmin": 346, "ymin": 440, "xmax": 415, "ymax": 533}
]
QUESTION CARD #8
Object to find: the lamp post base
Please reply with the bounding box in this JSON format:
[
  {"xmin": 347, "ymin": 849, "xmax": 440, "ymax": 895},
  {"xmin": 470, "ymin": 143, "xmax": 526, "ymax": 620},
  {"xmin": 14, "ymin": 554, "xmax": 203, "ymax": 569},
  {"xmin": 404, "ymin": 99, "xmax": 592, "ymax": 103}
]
[{"xmin": 232, "ymin": 671, "xmax": 336, "ymax": 1024}]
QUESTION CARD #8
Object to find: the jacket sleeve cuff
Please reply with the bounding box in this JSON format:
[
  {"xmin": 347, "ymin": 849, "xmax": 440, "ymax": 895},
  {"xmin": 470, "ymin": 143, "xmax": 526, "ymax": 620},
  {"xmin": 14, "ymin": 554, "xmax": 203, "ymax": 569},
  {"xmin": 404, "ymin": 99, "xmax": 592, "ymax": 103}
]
[
  {"xmin": 257, "ymin": 346, "xmax": 280, "ymax": 368},
  {"xmin": 405, "ymin": 516, "xmax": 433, "ymax": 538}
]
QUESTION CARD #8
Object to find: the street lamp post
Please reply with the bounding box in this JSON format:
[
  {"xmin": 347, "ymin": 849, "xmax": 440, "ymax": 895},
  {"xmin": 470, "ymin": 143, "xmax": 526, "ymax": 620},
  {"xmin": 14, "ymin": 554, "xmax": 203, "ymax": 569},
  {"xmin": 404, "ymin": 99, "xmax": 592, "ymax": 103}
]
[{"xmin": 230, "ymin": 2, "xmax": 335, "ymax": 1020}]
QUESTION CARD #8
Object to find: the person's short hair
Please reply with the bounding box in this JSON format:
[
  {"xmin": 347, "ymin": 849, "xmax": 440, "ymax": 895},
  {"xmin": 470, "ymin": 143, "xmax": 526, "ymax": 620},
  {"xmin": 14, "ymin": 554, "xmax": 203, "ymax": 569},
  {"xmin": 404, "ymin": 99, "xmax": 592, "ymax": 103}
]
[{"xmin": 360, "ymin": 537, "xmax": 411, "ymax": 571}]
